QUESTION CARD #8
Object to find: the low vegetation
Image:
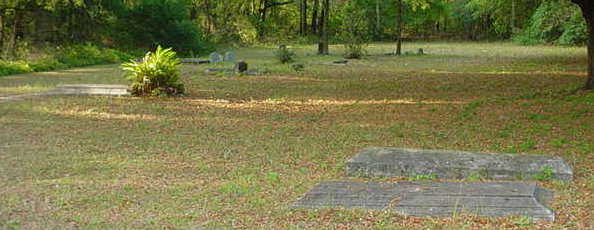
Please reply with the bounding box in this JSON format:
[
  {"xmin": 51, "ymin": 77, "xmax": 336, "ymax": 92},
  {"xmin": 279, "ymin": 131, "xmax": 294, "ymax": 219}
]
[
  {"xmin": 0, "ymin": 44, "xmax": 129, "ymax": 77},
  {"xmin": 121, "ymin": 46, "xmax": 184, "ymax": 97},
  {"xmin": 0, "ymin": 43, "xmax": 592, "ymax": 229}
]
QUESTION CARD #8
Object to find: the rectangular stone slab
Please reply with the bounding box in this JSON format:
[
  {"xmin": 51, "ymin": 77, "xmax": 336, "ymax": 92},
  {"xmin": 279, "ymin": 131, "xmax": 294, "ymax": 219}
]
[
  {"xmin": 345, "ymin": 147, "xmax": 573, "ymax": 182},
  {"xmin": 49, "ymin": 84, "xmax": 129, "ymax": 96},
  {"xmin": 291, "ymin": 181, "xmax": 555, "ymax": 221}
]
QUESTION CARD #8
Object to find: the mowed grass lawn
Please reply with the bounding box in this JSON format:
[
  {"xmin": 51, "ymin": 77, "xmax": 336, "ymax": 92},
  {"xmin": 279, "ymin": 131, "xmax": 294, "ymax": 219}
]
[{"xmin": 1, "ymin": 42, "xmax": 593, "ymax": 229}]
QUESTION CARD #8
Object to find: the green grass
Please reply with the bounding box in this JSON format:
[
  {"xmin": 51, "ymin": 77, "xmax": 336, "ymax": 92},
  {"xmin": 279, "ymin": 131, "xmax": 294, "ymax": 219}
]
[{"xmin": 1, "ymin": 42, "xmax": 593, "ymax": 229}]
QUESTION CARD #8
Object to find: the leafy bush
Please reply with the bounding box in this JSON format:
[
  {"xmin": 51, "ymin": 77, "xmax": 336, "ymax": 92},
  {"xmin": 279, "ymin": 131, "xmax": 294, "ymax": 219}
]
[
  {"xmin": 1, "ymin": 44, "xmax": 130, "ymax": 76},
  {"xmin": 513, "ymin": 1, "xmax": 587, "ymax": 46},
  {"xmin": 274, "ymin": 45, "xmax": 295, "ymax": 64},
  {"xmin": 121, "ymin": 46, "xmax": 184, "ymax": 96},
  {"xmin": 55, "ymin": 44, "xmax": 126, "ymax": 67},
  {"xmin": 0, "ymin": 61, "xmax": 32, "ymax": 76},
  {"xmin": 115, "ymin": 0, "xmax": 212, "ymax": 56},
  {"xmin": 557, "ymin": 17, "xmax": 588, "ymax": 46},
  {"xmin": 340, "ymin": 0, "xmax": 370, "ymax": 59},
  {"xmin": 29, "ymin": 59, "xmax": 68, "ymax": 72}
]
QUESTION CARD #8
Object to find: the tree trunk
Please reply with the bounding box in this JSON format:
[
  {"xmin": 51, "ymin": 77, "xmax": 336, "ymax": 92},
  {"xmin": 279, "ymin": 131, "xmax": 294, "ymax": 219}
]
[
  {"xmin": 375, "ymin": 0, "xmax": 380, "ymax": 37},
  {"xmin": 261, "ymin": 0, "xmax": 268, "ymax": 24},
  {"xmin": 0, "ymin": 13, "xmax": 4, "ymax": 54},
  {"xmin": 317, "ymin": 0, "xmax": 328, "ymax": 54},
  {"xmin": 572, "ymin": 0, "xmax": 593, "ymax": 90},
  {"xmin": 300, "ymin": 0, "xmax": 307, "ymax": 35},
  {"xmin": 311, "ymin": 0, "xmax": 318, "ymax": 34},
  {"xmin": 190, "ymin": 4, "xmax": 198, "ymax": 20},
  {"xmin": 585, "ymin": 12, "xmax": 594, "ymax": 90},
  {"xmin": 394, "ymin": 0, "xmax": 403, "ymax": 55},
  {"xmin": 205, "ymin": 0, "xmax": 212, "ymax": 34},
  {"xmin": 443, "ymin": 0, "xmax": 447, "ymax": 35}
]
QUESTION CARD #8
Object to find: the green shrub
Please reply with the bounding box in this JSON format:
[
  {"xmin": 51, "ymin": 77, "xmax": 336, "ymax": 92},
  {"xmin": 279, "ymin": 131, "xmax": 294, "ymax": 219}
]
[
  {"xmin": 55, "ymin": 44, "xmax": 126, "ymax": 68},
  {"xmin": 121, "ymin": 46, "xmax": 184, "ymax": 96},
  {"xmin": 0, "ymin": 61, "xmax": 32, "ymax": 76},
  {"xmin": 557, "ymin": 17, "xmax": 588, "ymax": 46},
  {"xmin": 340, "ymin": 0, "xmax": 370, "ymax": 59},
  {"xmin": 274, "ymin": 45, "xmax": 295, "ymax": 64},
  {"xmin": 29, "ymin": 59, "xmax": 68, "ymax": 72},
  {"xmin": 513, "ymin": 1, "xmax": 587, "ymax": 46},
  {"xmin": 115, "ymin": 0, "xmax": 212, "ymax": 56}
]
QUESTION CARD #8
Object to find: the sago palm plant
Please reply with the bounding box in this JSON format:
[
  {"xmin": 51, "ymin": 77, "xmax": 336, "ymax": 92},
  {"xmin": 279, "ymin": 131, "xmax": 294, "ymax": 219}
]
[{"xmin": 121, "ymin": 46, "xmax": 184, "ymax": 96}]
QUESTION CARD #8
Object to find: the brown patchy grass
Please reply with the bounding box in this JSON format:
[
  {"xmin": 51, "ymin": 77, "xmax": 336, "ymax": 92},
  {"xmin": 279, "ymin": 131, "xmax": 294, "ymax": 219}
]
[{"xmin": 0, "ymin": 42, "xmax": 593, "ymax": 229}]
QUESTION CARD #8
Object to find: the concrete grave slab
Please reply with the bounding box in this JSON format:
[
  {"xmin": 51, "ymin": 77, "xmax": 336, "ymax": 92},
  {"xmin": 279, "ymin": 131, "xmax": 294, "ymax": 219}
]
[
  {"xmin": 48, "ymin": 84, "xmax": 129, "ymax": 96},
  {"xmin": 181, "ymin": 58, "xmax": 210, "ymax": 64},
  {"xmin": 291, "ymin": 180, "xmax": 555, "ymax": 221},
  {"xmin": 205, "ymin": 68, "xmax": 235, "ymax": 74},
  {"xmin": 346, "ymin": 147, "xmax": 573, "ymax": 182}
]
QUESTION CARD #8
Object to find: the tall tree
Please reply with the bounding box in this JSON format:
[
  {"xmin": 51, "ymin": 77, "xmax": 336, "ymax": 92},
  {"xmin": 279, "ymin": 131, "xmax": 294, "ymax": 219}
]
[
  {"xmin": 394, "ymin": 0, "xmax": 404, "ymax": 55},
  {"xmin": 300, "ymin": 0, "xmax": 307, "ymax": 35},
  {"xmin": 311, "ymin": 0, "xmax": 319, "ymax": 34},
  {"xmin": 317, "ymin": 0, "xmax": 329, "ymax": 54},
  {"xmin": 571, "ymin": 0, "xmax": 594, "ymax": 90}
]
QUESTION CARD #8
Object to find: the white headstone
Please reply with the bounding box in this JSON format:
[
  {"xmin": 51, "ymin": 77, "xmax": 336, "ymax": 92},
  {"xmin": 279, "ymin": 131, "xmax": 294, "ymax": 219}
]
[
  {"xmin": 209, "ymin": 52, "xmax": 222, "ymax": 63},
  {"xmin": 224, "ymin": 51, "xmax": 236, "ymax": 63}
]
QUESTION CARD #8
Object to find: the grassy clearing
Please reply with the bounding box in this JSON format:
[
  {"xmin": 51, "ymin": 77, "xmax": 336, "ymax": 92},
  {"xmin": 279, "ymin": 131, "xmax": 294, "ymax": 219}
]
[{"xmin": 0, "ymin": 42, "xmax": 593, "ymax": 229}]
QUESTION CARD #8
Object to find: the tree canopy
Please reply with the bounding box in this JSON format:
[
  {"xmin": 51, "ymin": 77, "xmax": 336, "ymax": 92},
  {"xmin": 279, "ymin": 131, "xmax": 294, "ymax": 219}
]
[{"xmin": 0, "ymin": 0, "xmax": 592, "ymax": 88}]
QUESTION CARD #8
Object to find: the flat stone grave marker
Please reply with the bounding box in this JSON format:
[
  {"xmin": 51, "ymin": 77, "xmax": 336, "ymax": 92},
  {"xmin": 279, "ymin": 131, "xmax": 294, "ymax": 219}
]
[
  {"xmin": 291, "ymin": 63, "xmax": 304, "ymax": 71},
  {"xmin": 291, "ymin": 180, "xmax": 555, "ymax": 221},
  {"xmin": 224, "ymin": 51, "xmax": 236, "ymax": 63},
  {"xmin": 346, "ymin": 147, "xmax": 573, "ymax": 182},
  {"xmin": 181, "ymin": 58, "xmax": 210, "ymax": 64},
  {"xmin": 209, "ymin": 52, "xmax": 223, "ymax": 63},
  {"xmin": 48, "ymin": 84, "xmax": 129, "ymax": 96},
  {"xmin": 243, "ymin": 68, "xmax": 269, "ymax": 75},
  {"xmin": 205, "ymin": 68, "xmax": 234, "ymax": 74}
]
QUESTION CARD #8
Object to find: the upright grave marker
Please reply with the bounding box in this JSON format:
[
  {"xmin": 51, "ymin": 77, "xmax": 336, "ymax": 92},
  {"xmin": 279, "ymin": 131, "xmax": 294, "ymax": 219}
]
[
  {"xmin": 209, "ymin": 52, "xmax": 223, "ymax": 64},
  {"xmin": 224, "ymin": 51, "xmax": 236, "ymax": 63}
]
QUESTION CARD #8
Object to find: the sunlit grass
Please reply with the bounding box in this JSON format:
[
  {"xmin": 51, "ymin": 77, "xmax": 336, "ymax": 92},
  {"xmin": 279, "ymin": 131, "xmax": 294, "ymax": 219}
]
[{"xmin": 0, "ymin": 42, "xmax": 592, "ymax": 229}]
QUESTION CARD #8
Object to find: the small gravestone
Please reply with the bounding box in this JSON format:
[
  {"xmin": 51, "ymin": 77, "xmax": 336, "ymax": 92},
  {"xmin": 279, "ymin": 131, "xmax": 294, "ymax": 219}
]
[
  {"xmin": 209, "ymin": 52, "xmax": 223, "ymax": 64},
  {"xmin": 346, "ymin": 147, "xmax": 573, "ymax": 182},
  {"xmin": 224, "ymin": 51, "xmax": 236, "ymax": 63},
  {"xmin": 417, "ymin": 48, "xmax": 424, "ymax": 55},
  {"xmin": 291, "ymin": 63, "xmax": 304, "ymax": 71},
  {"xmin": 235, "ymin": 61, "xmax": 248, "ymax": 73},
  {"xmin": 291, "ymin": 181, "xmax": 555, "ymax": 221}
]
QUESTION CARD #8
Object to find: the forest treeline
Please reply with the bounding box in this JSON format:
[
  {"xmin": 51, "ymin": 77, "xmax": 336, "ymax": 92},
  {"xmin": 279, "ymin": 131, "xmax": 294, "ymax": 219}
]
[{"xmin": 0, "ymin": 0, "xmax": 588, "ymax": 59}]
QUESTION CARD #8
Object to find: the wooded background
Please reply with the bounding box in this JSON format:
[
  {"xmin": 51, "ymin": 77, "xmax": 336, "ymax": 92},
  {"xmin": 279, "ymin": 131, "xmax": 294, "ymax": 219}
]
[{"xmin": 0, "ymin": 0, "xmax": 588, "ymax": 59}]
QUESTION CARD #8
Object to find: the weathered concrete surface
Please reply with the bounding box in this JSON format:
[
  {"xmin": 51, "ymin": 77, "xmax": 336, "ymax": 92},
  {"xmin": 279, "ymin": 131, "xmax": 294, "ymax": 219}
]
[
  {"xmin": 48, "ymin": 84, "xmax": 129, "ymax": 96},
  {"xmin": 346, "ymin": 147, "xmax": 573, "ymax": 182},
  {"xmin": 291, "ymin": 181, "xmax": 555, "ymax": 221},
  {"xmin": 181, "ymin": 58, "xmax": 210, "ymax": 64},
  {"xmin": 1, "ymin": 84, "xmax": 128, "ymax": 103}
]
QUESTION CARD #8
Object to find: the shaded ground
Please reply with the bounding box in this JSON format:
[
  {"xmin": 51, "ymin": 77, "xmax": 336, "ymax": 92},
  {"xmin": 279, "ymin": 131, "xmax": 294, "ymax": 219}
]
[{"xmin": 0, "ymin": 42, "xmax": 592, "ymax": 229}]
